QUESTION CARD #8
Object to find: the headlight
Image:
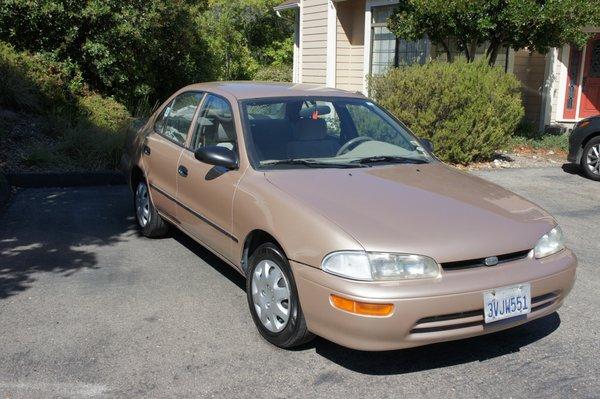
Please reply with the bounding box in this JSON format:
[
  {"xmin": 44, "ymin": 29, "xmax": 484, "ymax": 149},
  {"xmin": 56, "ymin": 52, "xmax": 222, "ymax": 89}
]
[
  {"xmin": 533, "ymin": 226, "xmax": 565, "ymax": 259},
  {"xmin": 322, "ymin": 251, "xmax": 441, "ymax": 281}
]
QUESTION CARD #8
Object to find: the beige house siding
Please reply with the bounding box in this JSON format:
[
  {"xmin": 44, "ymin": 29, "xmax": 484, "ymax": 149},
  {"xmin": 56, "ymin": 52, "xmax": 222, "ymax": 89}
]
[
  {"xmin": 512, "ymin": 49, "xmax": 546, "ymax": 127},
  {"xmin": 335, "ymin": 0, "xmax": 365, "ymax": 91},
  {"xmin": 301, "ymin": 0, "xmax": 328, "ymax": 85},
  {"xmin": 549, "ymin": 47, "xmax": 567, "ymax": 127}
]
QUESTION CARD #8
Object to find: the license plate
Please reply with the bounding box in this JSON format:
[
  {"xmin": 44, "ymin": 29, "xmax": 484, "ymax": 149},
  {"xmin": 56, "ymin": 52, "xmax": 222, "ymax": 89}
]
[{"xmin": 483, "ymin": 283, "xmax": 531, "ymax": 323}]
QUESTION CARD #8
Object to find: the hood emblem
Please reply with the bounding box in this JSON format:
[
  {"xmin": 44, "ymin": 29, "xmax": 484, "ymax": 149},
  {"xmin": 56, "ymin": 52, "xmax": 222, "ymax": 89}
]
[{"xmin": 484, "ymin": 256, "xmax": 499, "ymax": 266}]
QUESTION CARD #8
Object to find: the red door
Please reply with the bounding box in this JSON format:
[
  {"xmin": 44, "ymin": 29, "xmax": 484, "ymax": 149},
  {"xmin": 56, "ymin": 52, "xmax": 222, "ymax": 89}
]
[{"xmin": 580, "ymin": 33, "xmax": 600, "ymax": 118}]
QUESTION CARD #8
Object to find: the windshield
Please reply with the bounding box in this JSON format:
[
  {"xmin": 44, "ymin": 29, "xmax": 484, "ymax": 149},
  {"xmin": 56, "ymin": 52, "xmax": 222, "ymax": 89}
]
[{"xmin": 241, "ymin": 97, "xmax": 433, "ymax": 169}]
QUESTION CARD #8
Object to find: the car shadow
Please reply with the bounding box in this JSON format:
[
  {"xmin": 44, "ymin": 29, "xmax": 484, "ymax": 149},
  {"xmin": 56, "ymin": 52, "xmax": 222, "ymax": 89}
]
[
  {"xmin": 171, "ymin": 229, "xmax": 246, "ymax": 291},
  {"xmin": 306, "ymin": 312, "xmax": 560, "ymax": 375},
  {"xmin": 561, "ymin": 163, "xmax": 586, "ymax": 178}
]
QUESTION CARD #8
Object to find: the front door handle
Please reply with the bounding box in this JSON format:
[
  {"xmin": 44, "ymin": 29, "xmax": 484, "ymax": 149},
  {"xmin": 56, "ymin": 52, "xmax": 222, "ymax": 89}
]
[
  {"xmin": 143, "ymin": 145, "xmax": 151, "ymax": 156},
  {"xmin": 178, "ymin": 165, "xmax": 188, "ymax": 177}
]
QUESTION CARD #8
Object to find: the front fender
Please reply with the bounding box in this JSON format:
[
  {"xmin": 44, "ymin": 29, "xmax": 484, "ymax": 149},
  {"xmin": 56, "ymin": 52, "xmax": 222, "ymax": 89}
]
[{"xmin": 232, "ymin": 170, "xmax": 363, "ymax": 269}]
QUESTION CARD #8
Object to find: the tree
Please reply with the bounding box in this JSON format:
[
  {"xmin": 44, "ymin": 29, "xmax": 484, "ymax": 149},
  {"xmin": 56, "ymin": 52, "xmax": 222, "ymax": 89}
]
[
  {"xmin": 198, "ymin": 0, "xmax": 294, "ymax": 81},
  {"xmin": 0, "ymin": 0, "xmax": 214, "ymax": 109},
  {"xmin": 0, "ymin": 0, "xmax": 294, "ymax": 110},
  {"xmin": 388, "ymin": 0, "xmax": 600, "ymax": 65}
]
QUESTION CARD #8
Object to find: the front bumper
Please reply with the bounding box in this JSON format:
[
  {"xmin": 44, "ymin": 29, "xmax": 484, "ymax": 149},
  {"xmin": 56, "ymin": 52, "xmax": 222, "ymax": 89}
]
[{"xmin": 291, "ymin": 249, "xmax": 576, "ymax": 351}]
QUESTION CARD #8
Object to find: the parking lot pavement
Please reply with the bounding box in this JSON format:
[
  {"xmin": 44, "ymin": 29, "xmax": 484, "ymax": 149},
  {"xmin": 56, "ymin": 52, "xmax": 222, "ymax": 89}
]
[{"xmin": 0, "ymin": 166, "xmax": 598, "ymax": 398}]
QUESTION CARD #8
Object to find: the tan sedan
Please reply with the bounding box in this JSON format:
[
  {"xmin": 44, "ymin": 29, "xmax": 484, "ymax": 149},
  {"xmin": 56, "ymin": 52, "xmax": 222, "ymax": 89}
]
[{"xmin": 121, "ymin": 82, "xmax": 576, "ymax": 351}]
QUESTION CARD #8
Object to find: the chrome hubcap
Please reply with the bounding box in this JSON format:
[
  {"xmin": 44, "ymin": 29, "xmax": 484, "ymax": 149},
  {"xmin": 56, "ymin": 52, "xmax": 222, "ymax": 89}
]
[
  {"xmin": 135, "ymin": 183, "xmax": 150, "ymax": 227},
  {"xmin": 587, "ymin": 144, "xmax": 600, "ymax": 175},
  {"xmin": 251, "ymin": 260, "xmax": 290, "ymax": 332}
]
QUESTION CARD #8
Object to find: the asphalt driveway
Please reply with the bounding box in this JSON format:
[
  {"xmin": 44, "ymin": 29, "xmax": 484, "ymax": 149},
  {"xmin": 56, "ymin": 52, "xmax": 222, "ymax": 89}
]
[{"xmin": 0, "ymin": 166, "xmax": 598, "ymax": 398}]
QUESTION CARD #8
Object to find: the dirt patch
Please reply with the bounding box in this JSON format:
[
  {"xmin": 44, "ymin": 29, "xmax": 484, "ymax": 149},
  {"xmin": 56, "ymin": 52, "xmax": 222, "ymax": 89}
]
[{"xmin": 457, "ymin": 148, "xmax": 568, "ymax": 170}]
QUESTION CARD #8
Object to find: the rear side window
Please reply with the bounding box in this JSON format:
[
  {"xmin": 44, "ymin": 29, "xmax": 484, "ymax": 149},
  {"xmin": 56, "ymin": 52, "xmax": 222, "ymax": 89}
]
[
  {"xmin": 191, "ymin": 94, "xmax": 237, "ymax": 151},
  {"xmin": 155, "ymin": 92, "xmax": 203, "ymax": 145}
]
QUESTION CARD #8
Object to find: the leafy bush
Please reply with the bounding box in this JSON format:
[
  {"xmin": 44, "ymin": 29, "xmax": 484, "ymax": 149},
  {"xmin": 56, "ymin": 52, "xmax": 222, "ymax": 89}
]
[
  {"xmin": 253, "ymin": 64, "xmax": 292, "ymax": 82},
  {"xmin": 369, "ymin": 60, "xmax": 524, "ymax": 164},
  {"xmin": 0, "ymin": 42, "xmax": 82, "ymax": 115},
  {"xmin": 0, "ymin": 42, "xmax": 130, "ymax": 170},
  {"xmin": 0, "ymin": 0, "xmax": 213, "ymax": 108},
  {"xmin": 0, "ymin": 0, "xmax": 294, "ymax": 108},
  {"xmin": 78, "ymin": 94, "xmax": 130, "ymax": 132}
]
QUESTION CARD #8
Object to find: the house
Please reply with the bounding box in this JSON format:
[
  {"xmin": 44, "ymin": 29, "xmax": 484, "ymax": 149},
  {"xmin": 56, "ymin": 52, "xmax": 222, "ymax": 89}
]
[{"xmin": 274, "ymin": 0, "xmax": 600, "ymax": 132}]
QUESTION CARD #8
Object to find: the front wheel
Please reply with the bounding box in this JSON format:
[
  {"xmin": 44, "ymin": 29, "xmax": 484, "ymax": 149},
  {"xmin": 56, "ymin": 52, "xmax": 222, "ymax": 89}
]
[
  {"xmin": 581, "ymin": 136, "xmax": 600, "ymax": 181},
  {"xmin": 134, "ymin": 180, "xmax": 169, "ymax": 237},
  {"xmin": 246, "ymin": 243, "xmax": 314, "ymax": 348}
]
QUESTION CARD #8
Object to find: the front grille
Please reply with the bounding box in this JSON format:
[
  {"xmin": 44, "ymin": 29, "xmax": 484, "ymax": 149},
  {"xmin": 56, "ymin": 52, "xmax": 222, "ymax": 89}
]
[
  {"xmin": 441, "ymin": 249, "xmax": 531, "ymax": 271},
  {"xmin": 410, "ymin": 292, "xmax": 559, "ymax": 334}
]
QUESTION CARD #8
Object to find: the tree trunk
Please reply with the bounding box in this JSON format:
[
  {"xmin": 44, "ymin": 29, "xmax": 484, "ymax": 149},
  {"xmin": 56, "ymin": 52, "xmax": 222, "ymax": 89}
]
[
  {"xmin": 487, "ymin": 42, "xmax": 500, "ymax": 66},
  {"xmin": 463, "ymin": 40, "xmax": 471, "ymax": 61},
  {"xmin": 439, "ymin": 39, "xmax": 453, "ymax": 62},
  {"xmin": 469, "ymin": 40, "xmax": 478, "ymax": 62}
]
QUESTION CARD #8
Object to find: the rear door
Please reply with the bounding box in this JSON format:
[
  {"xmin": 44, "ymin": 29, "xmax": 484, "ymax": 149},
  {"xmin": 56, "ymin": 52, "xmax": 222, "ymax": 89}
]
[
  {"xmin": 144, "ymin": 91, "xmax": 204, "ymax": 221},
  {"xmin": 176, "ymin": 94, "xmax": 242, "ymax": 262}
]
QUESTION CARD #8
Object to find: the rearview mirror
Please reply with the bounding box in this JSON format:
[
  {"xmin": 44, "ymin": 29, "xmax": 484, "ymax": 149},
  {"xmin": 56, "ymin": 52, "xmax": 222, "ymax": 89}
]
[
  {"xmin": 420, "ymin": 138, "xmax": 434, "ymax": 153},
  {"xmin": 194, "ymin": 145, "xmax": 238, "ymax": 170}
]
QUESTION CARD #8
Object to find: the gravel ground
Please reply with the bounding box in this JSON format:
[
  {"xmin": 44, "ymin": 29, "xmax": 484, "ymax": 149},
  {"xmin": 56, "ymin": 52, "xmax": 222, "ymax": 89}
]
[{"xmin": 0, "ymin": 166, "xmax": 598, "ymax": 398}]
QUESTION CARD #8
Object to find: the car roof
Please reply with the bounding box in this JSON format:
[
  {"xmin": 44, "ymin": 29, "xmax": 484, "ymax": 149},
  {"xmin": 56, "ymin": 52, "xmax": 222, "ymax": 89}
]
[{"xmin": 179, "ymin": 81, "xmax": 366, "ymax": 100}]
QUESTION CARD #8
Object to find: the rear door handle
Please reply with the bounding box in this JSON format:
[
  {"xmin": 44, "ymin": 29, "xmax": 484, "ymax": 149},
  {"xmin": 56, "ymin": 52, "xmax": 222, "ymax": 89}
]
[
  {"xmin": 178, "ymin": 165, "xmax": 188, "ymax": 177},
  {"xmin": 143, "ymin": 145, "xmax": 151, "ymax": 156}
]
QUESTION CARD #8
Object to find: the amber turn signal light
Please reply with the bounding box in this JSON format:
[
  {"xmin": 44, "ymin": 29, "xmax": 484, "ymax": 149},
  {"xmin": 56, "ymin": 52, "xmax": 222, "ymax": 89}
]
[{"xmin": 330, "ymin": 294, "xmax": 394, "ymax": 316}]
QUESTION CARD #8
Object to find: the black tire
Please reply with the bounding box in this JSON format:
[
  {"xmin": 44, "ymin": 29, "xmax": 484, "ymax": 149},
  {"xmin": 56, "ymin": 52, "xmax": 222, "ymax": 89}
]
[
  {"xmin": 581, "ymin": 136, "xmax": 600, "ymax": 181},
  {"xmin": 133, "ymin": 180, "xmax": 169, "ymax": 237},
  {"xmin": 246, "ymin": 242, "xmax": 314, "ymax": 348}
]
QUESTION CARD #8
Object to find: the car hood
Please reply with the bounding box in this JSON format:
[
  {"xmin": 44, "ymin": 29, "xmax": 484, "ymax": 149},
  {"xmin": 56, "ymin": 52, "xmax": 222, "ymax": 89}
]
[{"xmin": 265, "ymin": 163, "xmax": 555, "ymax": 263}]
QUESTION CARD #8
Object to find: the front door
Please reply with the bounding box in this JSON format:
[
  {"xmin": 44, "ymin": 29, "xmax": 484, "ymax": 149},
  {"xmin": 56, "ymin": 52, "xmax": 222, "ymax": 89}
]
[
  {"xmin": 144, "ymin": 91, "xmax": 204, "ymax": 221},
  {"xmin": 581, "ymin": 33, "xmax": 600, "ymax": 118},
  {"xmin": 176, "ymin": 94, "xmax": 242, "ymax": 263}
]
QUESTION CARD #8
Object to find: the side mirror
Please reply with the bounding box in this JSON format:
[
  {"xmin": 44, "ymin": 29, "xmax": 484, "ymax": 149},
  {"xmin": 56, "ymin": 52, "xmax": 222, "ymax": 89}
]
[
  {"xmin": 420, "ymin": 138, "xmax": 434, "ymax": 153},
  {"xmin": 194, "ymin": 145, "xmax": 238, "ymax": 170}
]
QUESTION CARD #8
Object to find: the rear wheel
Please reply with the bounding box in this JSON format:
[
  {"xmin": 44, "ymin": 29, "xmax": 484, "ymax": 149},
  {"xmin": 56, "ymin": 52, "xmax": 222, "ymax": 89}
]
[
  {"xmin": 581, "ymin": 136, "xmax": 600, "ymax": 181},
  {"xmin": 134, "ymin": 180, "xmax": 169, "ymax": 237},
  {"xmin": 246, "ymin": 243, "xmax": 314, "ymax": 348}
]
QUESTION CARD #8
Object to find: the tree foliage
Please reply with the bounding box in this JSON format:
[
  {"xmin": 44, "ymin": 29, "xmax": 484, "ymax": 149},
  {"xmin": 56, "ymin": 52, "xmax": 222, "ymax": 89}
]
[
  {"xmin": 0, "ymin": 0, "xmax": 293, "ymax": 110},
  {"xmin": 388, "ymin": 0, "xmax": 600, "ymax": 65},
  {"xmin": 198, "ymin": 0, "xmax": 294, "ymax": 80}
]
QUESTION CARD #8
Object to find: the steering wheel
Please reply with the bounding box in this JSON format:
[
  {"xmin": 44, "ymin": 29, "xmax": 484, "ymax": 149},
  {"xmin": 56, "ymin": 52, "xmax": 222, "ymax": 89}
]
[{"xmin": 336, "ymin": 136, "xmax": 373, "ymax": 156}]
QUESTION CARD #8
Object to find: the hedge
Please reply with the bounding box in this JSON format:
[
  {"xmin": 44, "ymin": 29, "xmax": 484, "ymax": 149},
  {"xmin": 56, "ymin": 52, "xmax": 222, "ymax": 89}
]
[{"xmin": 369, "ymin": 60, "xmax": 524, "ymax": 164}]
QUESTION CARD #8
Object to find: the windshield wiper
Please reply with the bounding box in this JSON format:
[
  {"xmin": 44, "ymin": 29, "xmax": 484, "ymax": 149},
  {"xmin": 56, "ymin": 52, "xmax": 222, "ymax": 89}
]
[
  {"xmin": 351, "ymin": 155, "xmax": 428, "ymax": 165},
  {"xmin": 261, "ymin": 159, "xmax": 367, "ymax": 168}
]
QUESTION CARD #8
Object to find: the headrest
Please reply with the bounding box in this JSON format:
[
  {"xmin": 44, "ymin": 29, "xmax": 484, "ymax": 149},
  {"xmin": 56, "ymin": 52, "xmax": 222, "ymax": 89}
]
[
  {"xmin": 293, "ymin": 118, "xmax": 327, "ymax": 141},
  {"xmin": 216, "ymin": 122, "xmax": 234, "ymax": 141},
  {"xmin": 206, "ymin": 108, "xmax": 232, "ymax": 122}
]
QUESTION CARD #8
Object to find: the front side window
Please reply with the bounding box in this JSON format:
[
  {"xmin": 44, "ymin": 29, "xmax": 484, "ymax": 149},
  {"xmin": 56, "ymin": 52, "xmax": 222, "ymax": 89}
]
[
  {"xmin": 156, "ymin": 92, "xmax": 203, "ymax": 145},
  {"xmin": 241, "ymin": 97, "xmax": 432, "ymax": 169},
  {"xmin": 191, "ymin": 94, "xmax": 237, "ymax": 151}
]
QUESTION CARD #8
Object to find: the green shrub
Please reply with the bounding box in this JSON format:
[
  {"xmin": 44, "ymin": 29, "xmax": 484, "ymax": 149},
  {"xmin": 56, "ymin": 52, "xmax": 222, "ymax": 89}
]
[
  {"xmin": 253, "ymin": 64, "xmax": 292, "ymax": 82},
  {"xmin": 0, "ymin": 42, "xmax": 81, "ymax": 115},
  {"xmin": 0, "ymin": 42, "xmax": 131, "ymax": 170},
  {"xmin": 369, "ymin": 60, "xmax": 524, "ymax": 164},
  {"xmin": 78, "ymin": 94, "xmax": 130, "ymax": 132},
  {"xmin": 58, "ymin": 123, "xmax": 127, "ymax": 170}
]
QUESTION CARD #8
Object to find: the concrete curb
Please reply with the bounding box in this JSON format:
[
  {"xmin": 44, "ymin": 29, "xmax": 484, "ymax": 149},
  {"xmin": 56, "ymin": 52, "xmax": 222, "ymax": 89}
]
[{"xmin": 5, "ymin": 172, "xmax": 126, "ymax": 188}]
